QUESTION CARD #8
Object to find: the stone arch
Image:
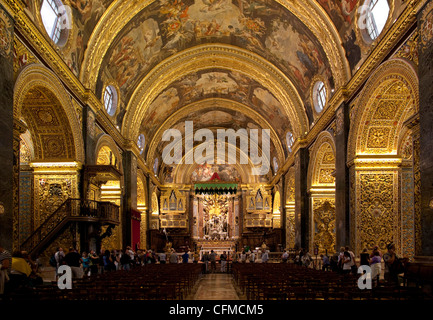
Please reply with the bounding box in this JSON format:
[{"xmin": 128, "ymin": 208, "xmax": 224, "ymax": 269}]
[
  {"xmin": 308, "ymin": 131, "xmax": 336, "ymax": 189},
  {"xmin": 95, "ymin": 134, "xmax": 123, "ymax": 173},
  {"xmin": 348, "ymin": 58, "xmax": 419, "ymax": 162},
  {"xmin": 14, "ymin": 64, "xmax": 85, "ymax": 163},
  {"xmin": 347, "ymin": 58, "xmax": 419, "ymax": 256},
  {"xmin": 307, "ymin": 131, "xmax": 336, "ymax": 255}
]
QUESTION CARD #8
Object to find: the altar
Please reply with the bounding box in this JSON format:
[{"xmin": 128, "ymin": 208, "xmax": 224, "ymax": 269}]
[{"xmin": 195, "ymin": 239, "xmax": 237, "ymax": 259}]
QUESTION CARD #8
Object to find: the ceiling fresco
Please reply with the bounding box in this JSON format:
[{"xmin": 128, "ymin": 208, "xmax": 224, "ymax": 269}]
[
  {"xmin": 139, "ymin": 68, "xmax": 293, "ymax": 147},
  {"xmin": 96, "ymin": 0, "xmax": 334, "ymax": 111}
]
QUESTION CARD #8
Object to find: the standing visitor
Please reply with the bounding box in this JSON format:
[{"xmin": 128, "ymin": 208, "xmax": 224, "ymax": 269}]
[
  {"xmin": 383, "ymin": 243, "xmax": 404, "ymax": 285},
  {"xmin": 64, "ymin": 247, "xmax": 83, "ymax": 279},
  {"xmin": 370, "ymin": 249, "xmax": 382, "ymax": 287},
  {"xmin": 202, "ymin": 251, "xmax": 210, "ymax": 273},
  {"xmin": 159, "ymin": 251, "xmax": 167, "ymax": 264},
  {"xmin": 262, "ymin": 250, "xmax": 269, "ymax": 263},
  {"xmin": 81, "ymin": 251, "xmax": 90, "ymax": 276},
  {"xmin": 210, "ymin": 250, "xmax": 217, "ymax": 273},
  {"xmin": 360, "ymin": 248, "xmax": 370, "ymax": 267},
  {"xmin": 220, "ymin": 251, "xmax": 228, "ymax": 272}
]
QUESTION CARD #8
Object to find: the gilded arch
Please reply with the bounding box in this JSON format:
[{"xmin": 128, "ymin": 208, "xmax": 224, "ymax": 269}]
[
  {"xmin": 123, "ymin": 45, "xmax": 308, "ymax": 142},
  {"xmin": 348, "ymin": 58, "xmax": 419, "ymax": 162},
  {"xmin": 14, "ymin": 64, "xmax": 85, "ymax": 163},
  {"xmin": 146, "ymin": 98, "xmax": 285, "ymax": 167}
]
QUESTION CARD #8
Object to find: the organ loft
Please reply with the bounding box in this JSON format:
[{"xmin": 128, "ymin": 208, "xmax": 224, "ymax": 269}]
[{"xmin": 1, "ymin": 0, "xmax": 433, "ymax": 301}]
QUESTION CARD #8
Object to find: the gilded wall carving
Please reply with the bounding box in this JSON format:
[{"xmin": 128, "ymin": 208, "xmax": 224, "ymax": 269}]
[
  {"xmin": 356, "ymin": 172, "xmax": 398, "ymax": 255},
  {"xmin": 33, "ymin": 174, "xmax": 78, "ymax": 228},
  {"xmin": 312, "ymin": 198, "xmax": 336, "ymax": 255}
]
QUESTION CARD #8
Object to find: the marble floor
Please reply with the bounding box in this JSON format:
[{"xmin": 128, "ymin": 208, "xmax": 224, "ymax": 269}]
[{"xmin": 187, "ymin": 273, "xmax": 244, "ymax": 300}]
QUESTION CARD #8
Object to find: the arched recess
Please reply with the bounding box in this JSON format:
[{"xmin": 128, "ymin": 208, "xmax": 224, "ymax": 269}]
[
  {"xmin": 347, "ymin": 58, "xmax": 419, "ymax": 257},
  {"xmin": 95, "ymin": 134, "xmax": 124, "ymax": 250},
  {"xmin": 307, "ymin": 131, "xmax": 336, "ymax": 255},
  {"xmin": 14, "ymin": 64, "xmax": 85, "ymax": 163},
  {"xmin": 285, "ymin": 166, "xmax": 296, "ymax": 250},
  {"xmin": 169, "ymin": 140, "xmax": 270, "ymax": 185},
  {"xmin": 273, "ymin": 189, "xmax": 282, "ymax": 229},
  {"xmin": 14, "ymin": 64, "xmax": 85, "ymax": 247},
  {"xmin": 146, "ymin": 98, "xmax": 286, "ymax": 167}
]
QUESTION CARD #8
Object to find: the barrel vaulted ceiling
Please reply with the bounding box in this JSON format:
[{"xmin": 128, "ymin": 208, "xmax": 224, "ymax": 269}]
[{"xmin": 21, "ymin": 0, "xmax": 408, "ymax": 182}]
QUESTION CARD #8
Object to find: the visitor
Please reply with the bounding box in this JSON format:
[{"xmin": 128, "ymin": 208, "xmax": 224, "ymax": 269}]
[
  {"xmin": 113, "ymin": 250, "xmax": 120, "ymax": 270},
  {"xmin": 240, "ymin": 250, "xmax": 247, "ymax": 263},
  {"xmin": 360, "ymin": 248, "xmax": 370, "ymax": 267},
  {"xmin": 81, "ymin": 251, "xmax": 91, "ymax": 276},
  {"xmin": 220, "ymin": 251, "xmax": 228, "ymax": 272},
  {"xmin": 383, "ymin": 243, "xmax": 404, "ymax": 285},
  {"xmin": 342, "ymin": 250, "xmax": 352, "ymax": 274},
  {"xmin": 249, "ymin": 250, "xmax": 255, "ymax": 263},
  {"xmin": 89, "ymin": 250, "xmax": 99, "ymax": 275},
  {"xmin": 202, "ymin": 251, "xmax": 210, "ymax": 273},
  {"xmin": 281, "ymin": 250, "xmax": 289, "ymax": 263},
  {"xmin": 262, "ymin": 250, "xmax": 269, "ymax": 263},
  {"xmin": 21, "ymin": 251, "xmax": 42, "ymax": 286},
  {"xmin": 159, "ymin": 251, "xmax": 167, "ymax": 264},
  {"xmin": 9, "ymin": 251, "xmax": 31, "ymax": 292},
  {"xmin": 231, "ymin": 251, "xmax": 239, "ymax": 264},
  {"xmin": 301, "ymin": 250, "xmax": 312, "ymax": 268},
  {"xmin": 103, "ymin": 250, "xmax": 113, "ymax": 272},
  {"xmin": 321, "ymin": 254, "xmax": 330, "ymax": 271},
  {"xmin": 210, "ymin": 250, "xmax": 217, "ymax": 273},
  {"xmin": 98, "ymin": 250, "xmax": 105, "ymax": 273},
  {"xmin": 182, "ymin": 251, "xmax": 189, "ymax": 264},
  {"xmin": 370, "ymin": 249, "xmax": 382, "ymax": 287},
  {"xmin": 370, "ymin": 245, "xmax": 383, "ymax": 259},
  {"xmin": 126, "ymin": 246, "xmax": 135, "ymax": 266},
  {"xmin": 169, "ymin": 249, "xmax": 178, "ymax": 264},
  {"xmin": 345, "ymin": 246, "xmax": 357, "ymax": 274},
  {"xmin": 64, "ymin": 247, "xmax": 83, "ymax": 279},
  {"xmin": 54, "ymin": 247, "xmax": 65, "ymax": 278},
  {"xmin": 330, "ymin": 251, "xmax": 339, "ymax": 272},
  {"xmin": 120, "ymin": 250, "xmax": 131, "ymax": 270}
]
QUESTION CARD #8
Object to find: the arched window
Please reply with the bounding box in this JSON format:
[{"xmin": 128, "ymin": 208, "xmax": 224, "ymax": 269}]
[
  {"xmin": 364, "ymin": 0, "xmax": 390, "ymax": 41},
  {"xmin": 41, "ymin": 0, "xmax": 69, "ymax": 45},
  {"xmin": 153, "ymin": 158, "xmax": 159, "ymax": 175},
  {"xmin": 273, "ymin": 157, "xmax": 279, "ymax": 174},
  {"xmin": 137, "ymin": 134, "xmax": 145, "ymax": 155},
  {"xmin": 286, "ymin": 131, "xmax": 294, "ymax": 153},
  {"xmin": 103, "ymin": 85, "xmax": 118, "ymax": 116},
  {"xmin": 313, "ymin": 81, "xmax": 327, "ymax": 113}
]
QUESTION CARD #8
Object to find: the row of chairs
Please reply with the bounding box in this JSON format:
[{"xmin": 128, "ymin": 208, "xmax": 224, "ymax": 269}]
[
  {"xmin": 231, "ymin": 263, "xmax": 428, "ymax": 300},
  {"xmin": 9, "ymin": 264, "xmax": 203, "ymax": 301}
]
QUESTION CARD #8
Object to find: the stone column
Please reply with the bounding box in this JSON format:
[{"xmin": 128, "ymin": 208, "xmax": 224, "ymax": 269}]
[
  {"xmin": 334, "ymin": 103, "xmax": 351, "ymax": 251},
  {"xmin": 294, "ymin": 148, "xmax": 309, "ymax": 250},
  {"xmin": 122, "ymin": 151, "xmax": 137, "ymax": 248},
  {"xmin": 418, "ymin": 1, "xmax": 433, "ymax": 256},
  {"xmin": 0, "ymin": 6, "xmax": 14, "ymax": 252}
]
